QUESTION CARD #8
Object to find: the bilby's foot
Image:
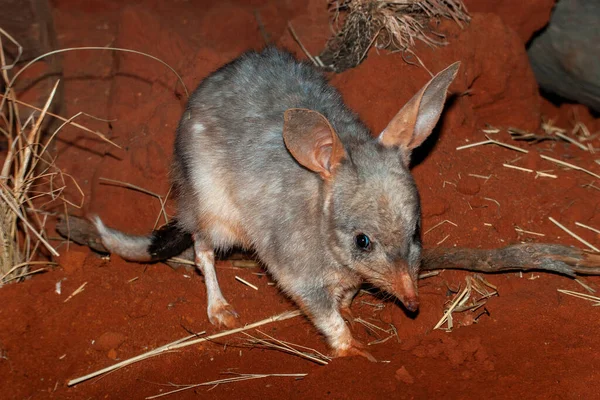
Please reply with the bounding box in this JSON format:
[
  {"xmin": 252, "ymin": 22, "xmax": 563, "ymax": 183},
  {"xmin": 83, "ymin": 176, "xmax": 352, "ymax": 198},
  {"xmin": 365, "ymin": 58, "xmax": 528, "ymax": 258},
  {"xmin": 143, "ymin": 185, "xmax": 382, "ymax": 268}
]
[
  {"xmin": 334, "ymin": 338, "xmax": 377, "ymax": 362},
  {"xmin": 208, "ymin": 301, "xmax": 239, "ymax": 329}
]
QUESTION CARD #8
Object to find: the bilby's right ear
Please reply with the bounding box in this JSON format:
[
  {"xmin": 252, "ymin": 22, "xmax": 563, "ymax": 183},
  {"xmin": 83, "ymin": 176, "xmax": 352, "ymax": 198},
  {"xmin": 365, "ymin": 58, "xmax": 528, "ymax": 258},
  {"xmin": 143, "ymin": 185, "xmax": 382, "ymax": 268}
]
[{"xmin": 283, "ymin": 108, "xmax": 346, "ymax": 180}]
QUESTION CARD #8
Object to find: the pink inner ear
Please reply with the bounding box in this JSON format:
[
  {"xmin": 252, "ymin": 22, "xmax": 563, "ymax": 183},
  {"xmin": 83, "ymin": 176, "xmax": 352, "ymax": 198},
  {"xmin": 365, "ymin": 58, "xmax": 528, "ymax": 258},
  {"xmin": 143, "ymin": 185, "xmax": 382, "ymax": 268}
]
[
  {"xmin": 315, "ymin": 140, "xmax": 333, "ymax": 171},
  {"xmin": 378, "ymin": 97, "xmax": 420, "ymax": 149},
  {"xmin": 379, "ymin": 62, "xmax": 460, "ymax": 153},
  {"xmin": 283, "ymin": 108, "xmax": 346, "ymax": 179}
]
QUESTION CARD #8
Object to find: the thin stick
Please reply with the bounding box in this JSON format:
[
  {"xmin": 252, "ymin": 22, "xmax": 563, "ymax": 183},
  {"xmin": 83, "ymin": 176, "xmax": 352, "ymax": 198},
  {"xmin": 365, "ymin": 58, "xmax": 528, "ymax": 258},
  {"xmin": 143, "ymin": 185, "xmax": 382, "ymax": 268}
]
[
  {"xmin": 6, "ymin": 47, "xmax": 188, "ymax": 97},
  {"xmin": 168, "ymin": 257, "xmax": 195, "ymax": 267},
  {"xmin": 503, "ymin": 163, "xmax": 533, "ymax": 173},
  {"xmin": 63, "ymin": 282, "xmax": 88, "ymax": 303},
  {"xmin": 535, "ymin": 171, "xmax": 558, "ymax": 179},
  {"xmin": 514, "ymin": 227, "xmax": 545, "ymax": 237},
  {"xmin": 548, "ymin": 217, "xmax": 599, "ymax": 252},
  {"xmin": 67, "ymin": 310, "xmax": 302, "ymax": 386},
  {"xmin": 0, "ymin": 183, "xmax": 59, "ymax": 256},
  {"xmin": 99, "ymin": 177, "xmax": 162, "ymax": 198},
  {"xmin": 433, "ymin": 281, "xmax": 471, "ymax": 330},
  {"xmin": 0, "ymin": 95, "xmax": 119, "ymax": 148},
  {"xmin": 437, "ymin": 234, "xmax": 450, "ymax": 245},
  {"xmin": 574, "ymin": 278, "xmax": 596, "ymax": 294},
  {"xmin": 231, "ymin": 260, "xmax": 260, "ymax": 268},
  {"xmin": 540, "ymin": 154, "xmax": 600, "ymax": 180},
  {"xmin": 424, "ymin": 219, "xmax": 457, "ymax": 235},
  {"xmin": 1, "ymin": 268, "xmax": 46, "ymax": 283},
  {"xmin": 354, "ymin": 318, "xmax": 391, "ymax": 335},
  {"xmin": 557, "ymin": 289, "xmax": 600, "ymax": 305},
  {"xmin": 468, "ymin": 173, "xmax": 491, "ymax": 180},
  {"xmin": 235, "ymin": 276, "xmax": 258, "ymax": 291},
  {"xmin": 99, "ymin": 177, "xmax": 169, "ymax": 224},
  {"xmin": 554, "ymin": 132, "xmax": 588, "ymax": 151},
  {"xmin": 575, "ymin": 222, "xmax": 600, "ymax": 235},
  {"xmin": 287, "ymin": 22, "xmax": 319, "ymax": 67},
  {"xmin": 0, "ymin": 27, "xmax": 23, "ymax": 70},
  {"xmin": 243, "ymin": 331, "xmax": 329, "ymax": 365},
  {"xmin": 418, "ymin": 271, "xmax": 440, "ymax": 279},
  {"xmin": 554, "ymin": 132, "xmax": 590, "ymax": 151},
  {"xmin": 255, "ymin": 330, "xmax": 331, "ymax": 361},
  {"xmin": 146, "ymin": 373, "xmax": 307, "ymax": 399},
  {"xmin": 456, "ymin": 139, "xmax": 529, "ymax": 153},
  {"xmin": 0, "ymin": 261, "xmax": 56, "ymax": 282}
]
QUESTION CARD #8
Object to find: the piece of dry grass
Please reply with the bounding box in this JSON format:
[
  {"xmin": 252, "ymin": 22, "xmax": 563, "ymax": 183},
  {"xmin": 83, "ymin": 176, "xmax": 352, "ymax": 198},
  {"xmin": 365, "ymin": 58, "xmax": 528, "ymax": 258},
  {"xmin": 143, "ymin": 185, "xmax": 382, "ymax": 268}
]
[
  {"xmin": 242, "ymin": 329, "xmax": 331, "ymax": 365},
  {"xmin": 557, "ymin": 289, "xmax": 600, "ymax": 306},
  {"xmin": 0, "ymin": 30, "xmax": 188, "ymax": 284},
  {"xmin": 146, "ymin": 372, "xmax": 307, "ymax": 399},
  {"xmin": 68, "ymin": 310, "xmax": 302, "ymax": 386},
  {"xmin": 548, "ymin": 217, "xmax": 599, "ymax": 253},
  {"xmin": 321, "ymin": 0, "xmax": 470, "ymax": 72},
  {"xmin": 0, "ymin": 30, "xmax": 70, "ymax": 283},
  {"xmin": 434, "ymin": 274, "xmax": 498, "ymax": 331}
]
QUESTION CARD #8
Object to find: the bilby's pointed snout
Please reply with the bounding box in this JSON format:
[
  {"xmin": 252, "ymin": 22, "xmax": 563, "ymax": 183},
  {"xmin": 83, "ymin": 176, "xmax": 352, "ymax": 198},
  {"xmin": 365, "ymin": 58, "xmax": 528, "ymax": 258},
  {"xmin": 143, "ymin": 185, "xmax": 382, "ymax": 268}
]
[{"xmin": 394, "ymin": 270, "xmax": 419, "ymax": 312}]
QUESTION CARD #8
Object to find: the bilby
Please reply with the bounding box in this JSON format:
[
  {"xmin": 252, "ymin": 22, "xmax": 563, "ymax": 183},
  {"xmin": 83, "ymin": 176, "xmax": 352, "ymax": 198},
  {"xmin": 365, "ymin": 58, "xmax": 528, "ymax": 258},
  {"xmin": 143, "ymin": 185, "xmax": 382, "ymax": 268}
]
[{"xmin": 94, "ymin": 47, "xmax": 460, "ymax": 360}]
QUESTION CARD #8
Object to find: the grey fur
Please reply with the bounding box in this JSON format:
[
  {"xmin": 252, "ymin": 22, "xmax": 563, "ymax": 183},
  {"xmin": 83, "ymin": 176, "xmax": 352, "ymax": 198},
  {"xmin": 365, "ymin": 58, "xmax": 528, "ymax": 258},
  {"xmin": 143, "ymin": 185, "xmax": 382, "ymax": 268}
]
[
  {"xmin": 92, "ymin": 216, "xmax": 152, "ymax": 262},
  {"xmin": 98, "ymin": 47, "xmax": 459, "ymax": 358}
]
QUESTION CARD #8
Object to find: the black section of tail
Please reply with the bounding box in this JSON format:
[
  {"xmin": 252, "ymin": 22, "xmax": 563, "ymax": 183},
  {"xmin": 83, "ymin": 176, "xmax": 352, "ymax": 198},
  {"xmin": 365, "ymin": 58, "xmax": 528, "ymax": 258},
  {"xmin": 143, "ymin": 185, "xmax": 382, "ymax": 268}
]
[{"xmin": 147, "ymin": 220, "xmax": 194, "ymax": 261}]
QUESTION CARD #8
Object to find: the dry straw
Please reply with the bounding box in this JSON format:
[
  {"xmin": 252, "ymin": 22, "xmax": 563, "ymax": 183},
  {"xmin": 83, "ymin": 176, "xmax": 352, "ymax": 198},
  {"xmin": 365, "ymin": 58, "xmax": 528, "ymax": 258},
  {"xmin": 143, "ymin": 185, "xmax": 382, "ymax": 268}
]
[
  {"xmin": 0, "ymin": 29, "xmax": 72, "ymax": 283},
  {"xmin": 0, "ymin": 28, "xmax": 187, "ymax": 284},
  {"xmin": 68, "ymin": 310, "xmax": 302, "ymax": 386},
  {"xmin": 321, "ymin": 0, "xmax": 470, "ymax": 72},
  {"xmin": 434, "ymin": 274, "xmax": 497, "ymax": 331}
]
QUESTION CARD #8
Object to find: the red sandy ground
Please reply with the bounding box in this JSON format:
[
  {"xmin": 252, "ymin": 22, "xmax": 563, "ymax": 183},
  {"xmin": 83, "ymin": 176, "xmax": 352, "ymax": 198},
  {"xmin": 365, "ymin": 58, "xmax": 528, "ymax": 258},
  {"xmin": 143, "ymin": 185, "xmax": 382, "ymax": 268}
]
[{"xmin": 2, "ymin": 0, "xmax": 600, "ymax": 399}]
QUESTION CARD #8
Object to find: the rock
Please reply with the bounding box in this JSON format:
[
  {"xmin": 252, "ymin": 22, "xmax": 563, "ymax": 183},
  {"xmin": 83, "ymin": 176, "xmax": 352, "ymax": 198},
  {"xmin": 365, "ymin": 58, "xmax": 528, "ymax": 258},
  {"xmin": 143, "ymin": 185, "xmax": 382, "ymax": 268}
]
[
  {"xmin": 528, "ymin": 0, "xmax": 600, "ymax": 113},
  {"xmin": 457, "ymin": 178, "xmax": 481, "ymax": 196},
  {"xmin": 395, "ymin": 366, "xmax": 415, "ymax": 385},
  {"xmin": 94, "ymin": 331, "xmax": 126, "ymax": 351}
]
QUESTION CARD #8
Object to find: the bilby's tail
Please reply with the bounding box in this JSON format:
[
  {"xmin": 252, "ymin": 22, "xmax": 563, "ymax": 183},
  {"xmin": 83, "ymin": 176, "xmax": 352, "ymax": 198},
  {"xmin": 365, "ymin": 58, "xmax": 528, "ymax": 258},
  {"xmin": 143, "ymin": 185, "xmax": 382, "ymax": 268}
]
[{"xmin": 92, "ymin": 216, "xmax": 193, "ymax": 262}]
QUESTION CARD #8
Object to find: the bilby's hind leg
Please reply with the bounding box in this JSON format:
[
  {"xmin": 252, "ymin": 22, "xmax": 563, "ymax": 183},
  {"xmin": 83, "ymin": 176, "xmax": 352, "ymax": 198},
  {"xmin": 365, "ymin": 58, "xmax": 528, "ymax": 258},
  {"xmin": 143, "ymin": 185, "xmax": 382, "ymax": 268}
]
[{"xmin": 193, "ymin": 233, "xmax": 239, "ymax": 328}]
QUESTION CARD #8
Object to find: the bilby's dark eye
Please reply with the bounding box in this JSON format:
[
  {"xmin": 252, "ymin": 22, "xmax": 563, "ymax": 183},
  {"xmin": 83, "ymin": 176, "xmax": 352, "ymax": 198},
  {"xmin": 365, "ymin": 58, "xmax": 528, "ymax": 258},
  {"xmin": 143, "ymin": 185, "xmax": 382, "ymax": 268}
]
[{"xmin": 354, "ymin": 233, "xmax": 372, "ymax": 252}]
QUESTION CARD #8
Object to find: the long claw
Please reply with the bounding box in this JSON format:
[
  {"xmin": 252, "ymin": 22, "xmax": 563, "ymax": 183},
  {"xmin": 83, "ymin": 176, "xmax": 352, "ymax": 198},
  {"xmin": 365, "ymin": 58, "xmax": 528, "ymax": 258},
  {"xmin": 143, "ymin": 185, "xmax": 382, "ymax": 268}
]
[{"xmin": 334, "ymin": 338, "xmax": 377, "ymax": 362}]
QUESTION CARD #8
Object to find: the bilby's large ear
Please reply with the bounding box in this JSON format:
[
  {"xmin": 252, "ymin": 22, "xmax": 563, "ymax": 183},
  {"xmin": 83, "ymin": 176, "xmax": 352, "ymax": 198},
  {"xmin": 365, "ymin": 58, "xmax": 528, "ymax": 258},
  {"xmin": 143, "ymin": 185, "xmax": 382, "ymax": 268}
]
[
  {"xmin": 379, "ymin": 62, "xmax": 460, "ymax": 162},
  {"xmin": 283, "ymin": 108, "xmax": 346, "ymax": 179}
]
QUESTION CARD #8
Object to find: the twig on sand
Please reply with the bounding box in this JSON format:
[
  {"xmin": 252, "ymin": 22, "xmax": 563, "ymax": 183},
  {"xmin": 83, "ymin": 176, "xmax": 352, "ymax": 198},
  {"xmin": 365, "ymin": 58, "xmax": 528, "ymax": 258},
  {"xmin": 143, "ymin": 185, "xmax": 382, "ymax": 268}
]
[
  {"xmin": 456, "ymin": 138, "xmax": 529, "ymax": 153},
  {"xmin": 433, "ymin": 274, "xmax": 498, "ymax": 331},
  {"xmin": 287, "ymin": 22, "xmax": 321, "ymax": 67},
  {"xmin": 242, "ymin": 330, "xmax": 330, "ymax": 365},
  {"xmin": 235, "ymin": 276, "xmax": 258, "ymax": 291},
  {"xmin": 548, "ymin": 217, "xmax": 599, "ymax": 253},
  {"xmin": 99, "ymin": 177, "xmax": 169, "ymax": 226},
  {"xmin": 557, "ymin": 289, "xmax": 600, "ymax": 306},
  {"xmin": 540, "ymin": 154, "xmax": 600, "ymax": 180},
  {"xmin": 146, "ymin": 372, "xmax": 307, "ymax": 399},
  {"xmin": 67, "ymin": 310, "xmax": 302, "ymax": 386},
  {"xmin": 63, "ymin": 281, "xmax": 87, "ymax": 303}
]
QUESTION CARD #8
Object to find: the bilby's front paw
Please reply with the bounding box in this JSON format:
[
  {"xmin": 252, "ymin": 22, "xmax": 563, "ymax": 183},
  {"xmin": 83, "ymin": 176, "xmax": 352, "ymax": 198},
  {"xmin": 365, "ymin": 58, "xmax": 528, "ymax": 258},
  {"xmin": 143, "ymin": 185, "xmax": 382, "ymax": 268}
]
[
  {"xmin": 208, "ymin": 302, "xmax": 239, "ymax": 329},
  {"xmin": 334, "ymin": 338, "xmax": 377, "ymax": 362}
]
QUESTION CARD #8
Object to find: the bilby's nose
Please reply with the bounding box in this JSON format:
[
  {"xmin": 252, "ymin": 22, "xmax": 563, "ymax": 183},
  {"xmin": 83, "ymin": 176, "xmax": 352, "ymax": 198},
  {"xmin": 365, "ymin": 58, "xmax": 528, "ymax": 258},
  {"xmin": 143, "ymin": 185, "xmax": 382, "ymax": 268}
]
[{"xmin": 394, "ymin": 270, "xmax": 419, "ymax": 312}]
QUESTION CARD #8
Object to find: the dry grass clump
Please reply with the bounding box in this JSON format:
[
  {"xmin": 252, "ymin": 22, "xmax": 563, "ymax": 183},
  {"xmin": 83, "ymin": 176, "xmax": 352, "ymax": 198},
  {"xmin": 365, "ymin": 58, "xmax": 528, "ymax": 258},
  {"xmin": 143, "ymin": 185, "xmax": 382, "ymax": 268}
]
[
  {"xmin": 321, "ymin": 0, "xmax": 470, "ymax": 72},
  {"xmin": 0, "ymin": 27, "xmax": 173, "ymax": 284},
  {"xmin": 0, "ymin": 29, "xmax": 79, "ymax": 285}
]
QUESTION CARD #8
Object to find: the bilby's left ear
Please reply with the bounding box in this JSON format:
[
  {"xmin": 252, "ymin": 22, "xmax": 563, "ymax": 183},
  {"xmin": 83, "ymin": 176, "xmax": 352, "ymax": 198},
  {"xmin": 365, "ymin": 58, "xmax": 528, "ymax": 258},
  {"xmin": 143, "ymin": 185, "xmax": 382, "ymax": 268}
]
[{"xmin": 379, "ymin": 62, "xmax": 461, "ymax": 163}]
